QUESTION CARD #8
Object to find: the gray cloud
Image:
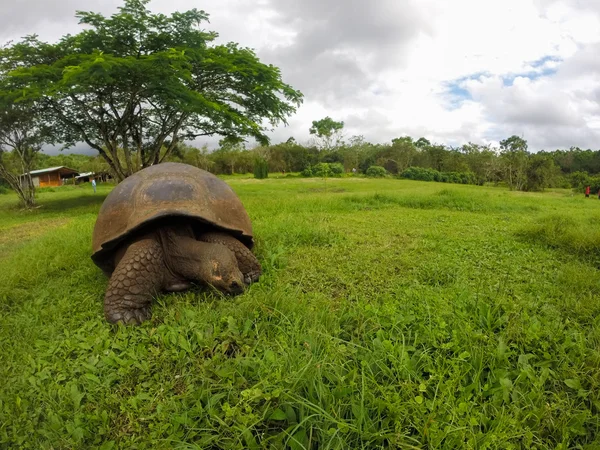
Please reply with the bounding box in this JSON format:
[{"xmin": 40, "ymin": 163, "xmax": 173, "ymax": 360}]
[
  {"xmin": 555, "ymin": 43, "xmax": 600, "ymax": 78},
  {"xmin": 2, "ymin": 0, "xmax": 600, "ymax": 154},
  {"xmin": 518, "ymin": 125, "xmax": 600, "ymax": 151},
  {"xmin": 0, "ymin": 0, "xmax": 121, "ymax": 42},
  {"xmin": 492, "ymin": 88, "xmax": 581, "ymax": 128},
  {"xmin": 258, "ymin": 0, "xmax": 427, "ymax": 105},
  {"xmin": 342, "ymin": 110, "xmax": 395, "ymax": 141},
  {"xmin": 460, "ymin": 40, "xmax": 600, "ymax": 149}
]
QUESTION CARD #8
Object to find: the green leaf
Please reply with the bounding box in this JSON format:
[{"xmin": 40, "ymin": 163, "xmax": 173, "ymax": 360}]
[
  {"xmin": 69, "ymin": 384, "xmax": 84, "ymax": 409},
  {"xmin": 269, "ymin": 408, "xmax": 287, "ymax": 421},
  {"xmin": 84, "ymin": 373, "xmax": 101, "ymax": 384},
  {"xmin": 289, "ymin": 429, "xmax": 308, "ymax": 450},
  {"xmin": 99, "ymin": 441, "xmax": 115, "ymax": 450}
]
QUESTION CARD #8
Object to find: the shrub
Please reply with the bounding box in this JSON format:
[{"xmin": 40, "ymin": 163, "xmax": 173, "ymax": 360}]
[
  {"xmin": 366, "ymin": 166, "xmax": 387, "ymax": 178},
  {"xmin": 301, "ymin": 166, "xmax": 313, "ymax": 177},
  {"xmin": 301, "ymin": 162, "xmax": 346, "ymax": 178},
  {"xmin": 0, "ymin": 186, "xmax": 10, "ymax": 195},
  {"xmin": 383, "ymin": 159, "xmax": 399, "ymax": 174},
  {"xmin": 400, "ymin": 167, "xmax": 437, "ymax": 181},
  {"xmin": 253, "ymin": 158, "xmax": 269, "ymax": 179},
  {"xmin": 399, "ymin": 167, "xmax": 478, "ymax": 186},
  {"xmin": 554, "ymin": 175, "xmax": 571, "ymax": 189},
  {"xmin": 328, "ymin": 163, "xmax": 345, "ymax": 177},
  {"xmin": 570, "ymin": 171, "xmax": 591, "ymax": 192},
  {"xmin": 568, "ymin": 172, "xmax": 600, "ymax": 194},
  {"xmin": 312, "ymin": 163, "xmax": 332, "ymax": 178}
]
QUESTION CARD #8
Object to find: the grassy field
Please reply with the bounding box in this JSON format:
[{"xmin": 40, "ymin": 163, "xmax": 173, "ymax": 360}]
[{"xmin": 1, "ymin": 176, "xmax": 600, "ymax": 449}]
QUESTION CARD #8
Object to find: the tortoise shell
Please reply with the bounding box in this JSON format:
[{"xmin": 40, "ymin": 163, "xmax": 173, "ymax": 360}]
[{"xmin": 91, "ymin": 162, "xmax": 253, "ymax": 274}]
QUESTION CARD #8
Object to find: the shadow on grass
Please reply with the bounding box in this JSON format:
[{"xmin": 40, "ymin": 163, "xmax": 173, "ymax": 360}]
[{"xmin": 37, "ymin": 193, "xmax": 109, "ymax": 213}]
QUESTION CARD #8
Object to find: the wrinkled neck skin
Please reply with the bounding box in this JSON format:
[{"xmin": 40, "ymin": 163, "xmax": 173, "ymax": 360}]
[
  {"xmin": 157, "ymin": 224, "xmax": 245, "ymax": 295},
  {"xmin": 158, "ymin": 224, "xmax": 212, "ymax": 282},
  {"xmin": 111, "ymin": 224, "xmax": 203, "ymax": 290}
]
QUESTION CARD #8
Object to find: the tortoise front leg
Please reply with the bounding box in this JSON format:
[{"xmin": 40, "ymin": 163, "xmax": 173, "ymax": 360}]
[
  {"xmin": 198, "ymin": 232, "xmax": 262, "ymax": 285},
  {"xmin": 104, "ymin": 237, "xmax": 165, "ymax": 325}
]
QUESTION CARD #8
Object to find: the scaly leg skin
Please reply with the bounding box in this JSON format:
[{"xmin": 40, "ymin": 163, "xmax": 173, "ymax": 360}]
[
  {"xmin": 198, "ymin": 232, "xmax": 262, "ymax": 285},
  {"xmin": 104, "ymin": 237, "xmax": 165, "ymax": 325}
]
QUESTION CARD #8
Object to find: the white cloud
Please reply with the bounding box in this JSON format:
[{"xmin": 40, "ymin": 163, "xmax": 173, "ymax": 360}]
[
  {"xmin": 455, "ymin": 38, "xmax": 600, "ymax": 149},
  {"xmin": 2, "ymin": 0, "xmax": 600, "ymax": 152},
  {"xmin": 251, "ymin": 0, "xmax": 600, "ymax": 150}
]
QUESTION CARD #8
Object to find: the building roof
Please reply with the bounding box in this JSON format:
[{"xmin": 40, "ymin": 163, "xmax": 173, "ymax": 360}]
[
  {"xmin": 76, "ymin": 172, "xmax": 94, "ymax": 179},
  {"xmin": 21, "ymin": 166, "xmax": 80, "ymax": 177}
]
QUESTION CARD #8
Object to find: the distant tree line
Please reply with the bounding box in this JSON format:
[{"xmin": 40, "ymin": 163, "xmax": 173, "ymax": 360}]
[
  {"xmin": 4, "ymin": 130, "xmax": 599, "ymax": 195},
  {"xmin": 180, "ymin": 133, "xmax": 600, "ymax": 192},
  {"xmin": 161, "ymin": 131, "xmax": 600, "ymax": 194},
  {"xmin": 0, "ymin": 0, "xmax": 598, "ymax": 206}
]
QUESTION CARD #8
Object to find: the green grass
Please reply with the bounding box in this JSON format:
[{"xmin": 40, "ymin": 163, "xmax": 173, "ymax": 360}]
[{"xmin": 1, "ymin": 178, "xmax": 600, "ymax": 449}]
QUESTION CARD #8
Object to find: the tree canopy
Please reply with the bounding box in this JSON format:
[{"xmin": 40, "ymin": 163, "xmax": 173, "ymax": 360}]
[
  {"xmin": 309, "ymin": 116, "xmax": 344, "ymax": 150},
  {"xmin": 0, "ymin": 0, "xmax": 303, "ymax": 181}
]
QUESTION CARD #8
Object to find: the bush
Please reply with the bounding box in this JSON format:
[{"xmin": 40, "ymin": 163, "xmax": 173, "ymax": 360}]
[
  {"xmin": 328, "ymin": 163, "xmax": 344, "ymax": 177},
  {"xmin": 253, "ymin": 158, "xmax": 269, "ymax": 179},
  {"xmin": 460, "ymin": 172, "xmax": 476, "ymax": 184},
  {"xmin": 570, "ymin": 171, "xmax": 591, "ymax": 192},
  {"xmin": 0, "ymin": 186, "xmax": 10, "ymax": 195},
  {"xmin": 301, "ymin": 166, "xmax": 313, "ymax": 177},
  {"xmin": 366, "ymin": 166, "xmax": 387, "ymax": 178},
  {"xmin": 301, "ymin": 162, "xmax": 345, "ymax": 178},
  {"xmin": 312, "ymin": 163, "xmax": 332, "ymax": 178},
  {"xmin": 399, "ymin": 167, "xmax": 478, "ymax": 185},
  {"xmin": 568, "ymin": 171, "xmax": 600, "ymax": 194},
  {"xmin": 554, "ymin": 175, "xmax": 572, "ymax": 189},
  {"xmin": 383, "ymin": 159, "xmax": 399, "ymax": 174},
  {"xmin": 400, "ymin": 167, "xmax": 437, "ymax": 181}
]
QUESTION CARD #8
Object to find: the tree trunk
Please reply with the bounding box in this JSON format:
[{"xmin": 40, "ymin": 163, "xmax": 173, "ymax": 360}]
[
  {"xmin": 0, "ymin": 165, "xmax": 36, "ymax": 208},
  {"xmin": 94, "ymin": 142, "xmax": 128, "ymax": 182}
]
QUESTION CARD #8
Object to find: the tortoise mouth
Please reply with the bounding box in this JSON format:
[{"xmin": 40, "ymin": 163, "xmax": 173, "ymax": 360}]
[{"xmin": 224, "ymin": 279, "xmax": 245, "ymax": 296}]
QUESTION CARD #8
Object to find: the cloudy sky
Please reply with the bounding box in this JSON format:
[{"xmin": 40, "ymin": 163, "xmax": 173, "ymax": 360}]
[{"xmin": 2, "ymin": 0, "xmax": 600, "ymax": 153}]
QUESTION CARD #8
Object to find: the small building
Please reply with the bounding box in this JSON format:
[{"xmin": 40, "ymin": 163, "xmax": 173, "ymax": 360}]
[
  {"xmin": 95, "ymin": 171, "xmax": 114, "ymax": 183},
  {"xmin": 21, "ymin": 166, "xmax": 80, "ymax": 188},
  {"xmin": 75, "ymin": 172, "xmax": 94, "ymax": 184},
  {"xmin": 75, "ymin": 171, "xmax": 114, "ymax": 184}
]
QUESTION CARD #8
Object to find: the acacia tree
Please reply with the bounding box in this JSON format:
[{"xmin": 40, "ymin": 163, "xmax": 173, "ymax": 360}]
[
  {"xmin": 461, "ymin": 142, "xmax": 501, "ymax": 185},
  {"xmin": 390, "ymin": 137, "xmax": 417, "ymax": 172},
  {"xmin": 341, "ymin": 135, "xmax": 370, "ymax": 172},
  {"xmin": 525, "ymin": 152, "xmax": 559, "ymax": 191},
  {"xmin": 172, "ymin": 143, "xmax": 214, "ymax": 172},
  {"xmin": 309, "ymin": 116, "xmax": 344, "ymax": 150},
  {"xmin": 0, "ymin": 0, "xmax": 303, "ymax": 181},
  {"xmin": 500, "ymin": 135, "xmax": 529, "ymax": 190},
  {"xmin": 0, "ymin": 91, "xmax": 49, "ymax": 208}
]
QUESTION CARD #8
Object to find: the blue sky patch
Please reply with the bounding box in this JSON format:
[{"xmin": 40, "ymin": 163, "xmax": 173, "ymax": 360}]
[
  {"xmin": 441, "ymin": 56, "xmax": 562, "ymax": 110},
  {"xmin": 441, "ymin": 72, "xmax": 488, "ymax": 110},
  {"xmin": 502, "ymin": 55, "xmax": 561, "ymax": 86}
]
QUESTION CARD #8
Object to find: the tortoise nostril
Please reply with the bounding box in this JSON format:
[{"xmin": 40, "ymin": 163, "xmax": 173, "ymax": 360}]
[{"xmin": 230, "ymin": 280, "xmax": 244, "ymax": 294}]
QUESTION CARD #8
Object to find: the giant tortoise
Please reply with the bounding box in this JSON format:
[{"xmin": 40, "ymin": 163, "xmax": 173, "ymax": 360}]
[{"xmin": 91, "ymin": 162, "xmax": 261, "ymax": 325}]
